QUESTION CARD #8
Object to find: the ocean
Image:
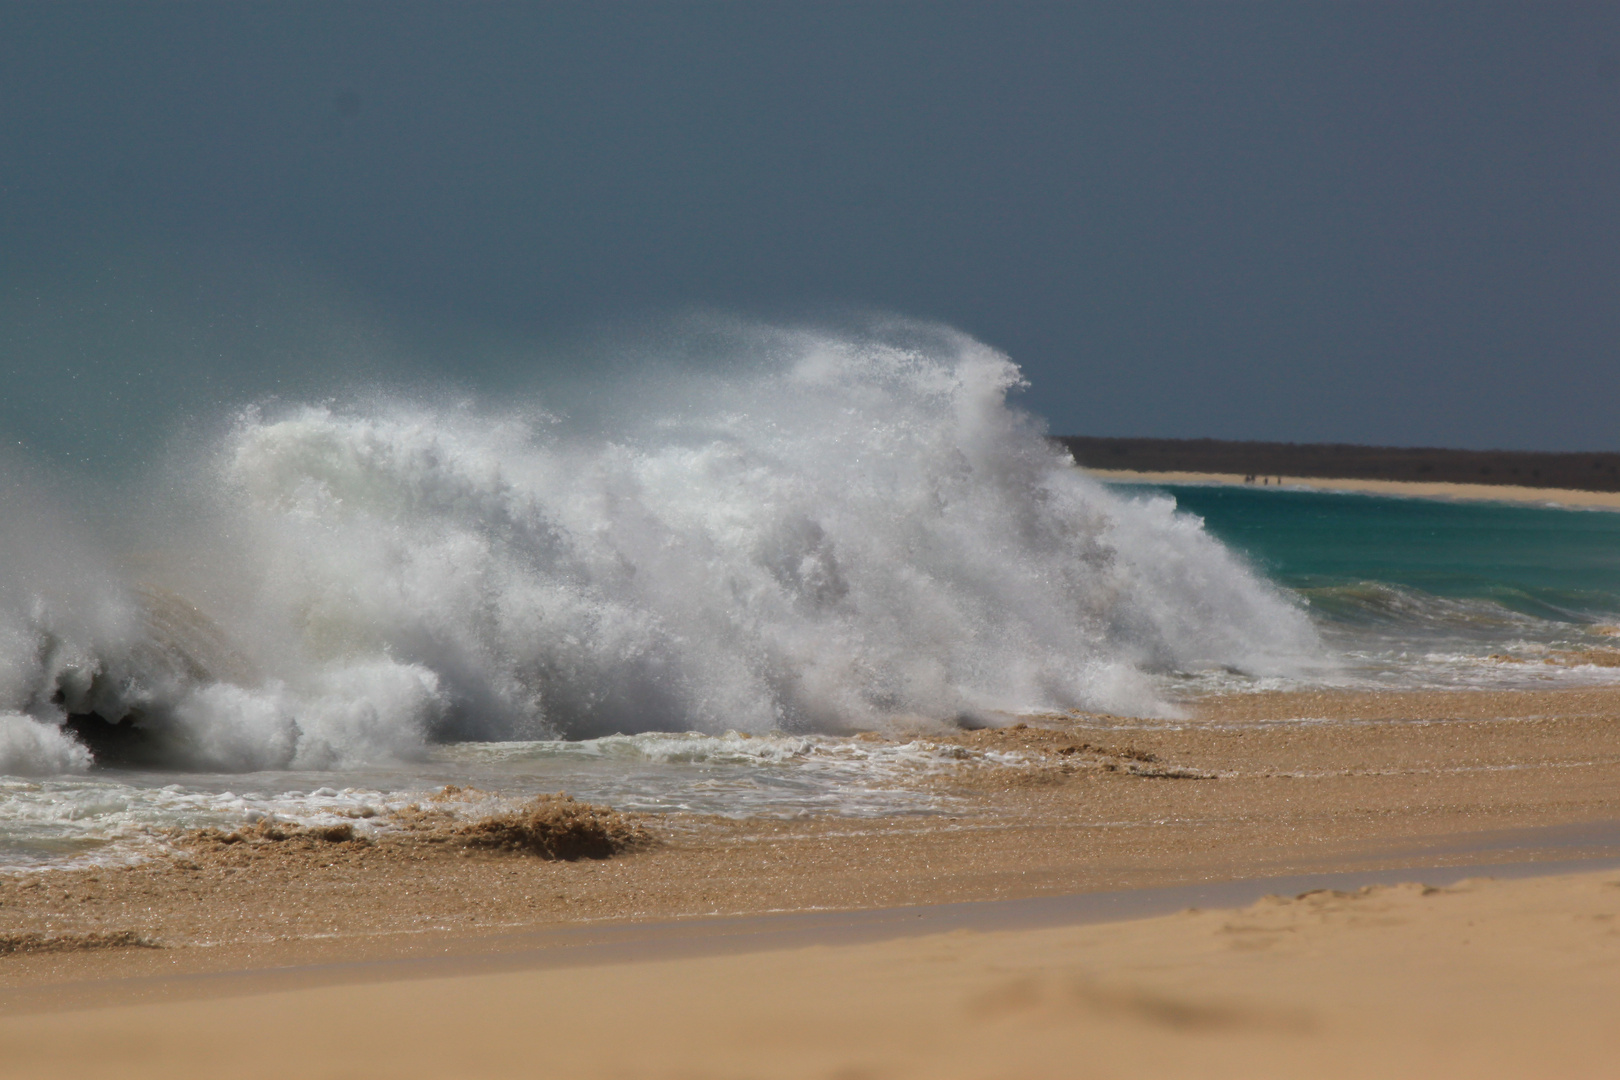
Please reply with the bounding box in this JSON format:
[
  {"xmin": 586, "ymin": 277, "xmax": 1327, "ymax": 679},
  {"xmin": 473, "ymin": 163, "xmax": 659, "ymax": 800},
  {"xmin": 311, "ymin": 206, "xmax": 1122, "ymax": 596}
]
[
  {"xmin": 1158, "ymin": 483, "xmax": 1620, "ymax": 689},
  {"xmin": 2, "ymin": 324, "xmax": 1615, "ymax": 869}
]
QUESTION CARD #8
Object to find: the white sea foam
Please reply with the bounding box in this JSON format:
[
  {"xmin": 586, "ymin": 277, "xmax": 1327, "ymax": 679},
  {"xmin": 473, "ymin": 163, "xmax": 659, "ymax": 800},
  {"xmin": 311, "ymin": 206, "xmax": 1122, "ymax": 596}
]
[
  {"xmin": 0, "ymin": 775, "xmax": 403, "ymax": 872},
  {"xmin": 0, "ymin": 322, "xmax": 1323, "ymax": 775},
  {"xmin": 0, "ymin": 730, "xmax": 1042, "ymax": 870},
  {"xmin": 0, "ymin": 714, "xmax": 92, "ymax": 775}
]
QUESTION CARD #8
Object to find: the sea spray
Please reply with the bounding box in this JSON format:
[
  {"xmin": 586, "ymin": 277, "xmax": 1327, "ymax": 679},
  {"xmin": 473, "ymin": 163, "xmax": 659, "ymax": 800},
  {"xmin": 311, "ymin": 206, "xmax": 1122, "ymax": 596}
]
[{"xmin": 0, "ymin": 323, "xmax": 1322, "ymax": 773}]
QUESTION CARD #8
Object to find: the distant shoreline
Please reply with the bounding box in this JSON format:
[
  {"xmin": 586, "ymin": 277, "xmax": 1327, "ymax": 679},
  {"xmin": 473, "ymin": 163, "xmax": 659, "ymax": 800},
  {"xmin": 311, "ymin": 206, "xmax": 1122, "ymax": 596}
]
[
  {"xmin": 1056, "ymin": 435, "xmax": 1620, "ymax": 494},
  {"xmin": 1085, "ymin": 468, "xmax": 1620, "ymax": 509}
]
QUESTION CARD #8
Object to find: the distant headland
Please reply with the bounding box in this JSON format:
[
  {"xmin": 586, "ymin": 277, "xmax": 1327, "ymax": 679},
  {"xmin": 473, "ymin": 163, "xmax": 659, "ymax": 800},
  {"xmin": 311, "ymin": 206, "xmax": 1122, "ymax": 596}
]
[{"xmin": 1056, "ymin": 436, "xmax": 1620, "ymax": 494}]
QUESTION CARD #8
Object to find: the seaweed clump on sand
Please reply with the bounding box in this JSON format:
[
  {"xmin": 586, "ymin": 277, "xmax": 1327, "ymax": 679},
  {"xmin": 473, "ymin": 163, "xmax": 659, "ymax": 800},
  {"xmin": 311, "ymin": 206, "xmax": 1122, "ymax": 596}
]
[{"xmin": 452, "ymin": 794, "xmax": 649, "ymax": 860}]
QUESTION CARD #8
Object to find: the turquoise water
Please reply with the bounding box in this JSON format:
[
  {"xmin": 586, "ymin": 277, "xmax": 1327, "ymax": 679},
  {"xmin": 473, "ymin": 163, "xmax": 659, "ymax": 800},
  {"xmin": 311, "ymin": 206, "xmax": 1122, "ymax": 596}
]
[
  {"xmin": 1116, "ymin": 483, "xmax": 1620, "ymax": 688},
  {"xmin": 1155, "ymin": 485, "xmax": 1620, "ymax": 622}
]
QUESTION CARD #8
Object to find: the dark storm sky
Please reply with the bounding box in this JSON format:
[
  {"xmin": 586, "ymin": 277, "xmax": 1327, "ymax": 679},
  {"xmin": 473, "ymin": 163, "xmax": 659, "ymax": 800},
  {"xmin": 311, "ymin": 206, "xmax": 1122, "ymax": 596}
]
[{"xmin": 3, "ymin": 2, "xmax": 1618, "ymax": 457}]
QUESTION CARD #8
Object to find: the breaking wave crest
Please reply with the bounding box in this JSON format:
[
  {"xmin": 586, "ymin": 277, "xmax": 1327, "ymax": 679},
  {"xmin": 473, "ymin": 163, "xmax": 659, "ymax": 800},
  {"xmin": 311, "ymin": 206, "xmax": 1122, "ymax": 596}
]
[{"xmin": 0, "ymin": 323, "xmax": 1321, "ymax": 773}]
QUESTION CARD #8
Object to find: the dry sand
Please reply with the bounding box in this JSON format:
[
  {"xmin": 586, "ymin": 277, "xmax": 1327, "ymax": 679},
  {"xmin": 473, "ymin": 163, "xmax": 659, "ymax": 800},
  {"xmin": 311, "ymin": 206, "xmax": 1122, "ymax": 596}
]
[
  {"xmin": 1083, "ymin": 467, "xmax": 1620, "ymax": 508},
  {"xmin": 3, "ymin": 868, "xmax": 1619, "ymax": 1078},
  {"xmin": 5, "ymin": 686, "xmax": 1620, "ymax": 1076}
]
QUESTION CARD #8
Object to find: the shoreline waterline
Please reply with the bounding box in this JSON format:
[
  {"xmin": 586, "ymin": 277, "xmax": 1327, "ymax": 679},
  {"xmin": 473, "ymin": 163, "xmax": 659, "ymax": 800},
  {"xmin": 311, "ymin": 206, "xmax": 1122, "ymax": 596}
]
[{"xmin": 4, "ymin": 685, "xmax": 1620, "ymax": 974}]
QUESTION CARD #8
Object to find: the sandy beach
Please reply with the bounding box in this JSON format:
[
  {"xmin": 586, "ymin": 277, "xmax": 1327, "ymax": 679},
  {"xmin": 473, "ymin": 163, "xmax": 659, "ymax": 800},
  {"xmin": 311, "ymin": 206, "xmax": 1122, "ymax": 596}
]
[
  {"xmin": 5, "ymin": 866, "xmax": 1620, "ymax": 1079},
  {"xmin": 4, "ymin": 686, "xmax": 1620, "ymax": 1075},
  {"xmin": 1083, "ymin": 467, "xmax": 1620, "ymax": 509}
]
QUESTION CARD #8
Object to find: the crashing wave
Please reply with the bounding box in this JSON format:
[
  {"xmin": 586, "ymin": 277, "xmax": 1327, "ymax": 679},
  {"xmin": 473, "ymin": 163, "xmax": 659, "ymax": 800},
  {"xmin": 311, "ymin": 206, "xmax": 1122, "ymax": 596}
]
[{"xmin": 0, "ymin": 323, "xmax": 1321, "ymax": 771}]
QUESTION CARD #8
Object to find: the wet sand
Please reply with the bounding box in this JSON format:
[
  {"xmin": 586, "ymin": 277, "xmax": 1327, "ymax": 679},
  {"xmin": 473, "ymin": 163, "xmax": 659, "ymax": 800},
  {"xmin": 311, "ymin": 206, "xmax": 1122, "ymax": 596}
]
[
  {"xmin": 5, "ymin": 686, "xmax": 1620, "ymax": 1074},
  {"xmin": 1083, "ymin": 467, "xmax": 1620, "ymax": 508}
]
